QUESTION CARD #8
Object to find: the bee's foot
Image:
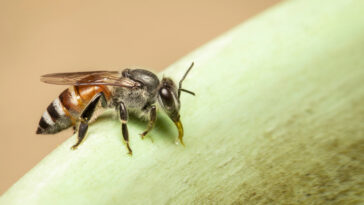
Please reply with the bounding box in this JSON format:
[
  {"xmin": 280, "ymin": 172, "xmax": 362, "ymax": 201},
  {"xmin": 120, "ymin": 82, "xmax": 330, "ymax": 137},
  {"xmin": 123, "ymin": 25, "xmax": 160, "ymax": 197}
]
[
  {"xmin": 140, "ymin": 132, "xmax": 153, "ymax": 142},
  {"xmin": 139, "ymin": 133, "xmax": 146, "ymax": 140},
  {"xmin": 71, "ymin": 145, "xmax": 78, "ymax": 150},
  {"xmin": 175, "ymin": 139, "xmax": 185, "ymax": 146},
  {"xmin": 126, "ymin": 143, "xmax": 133, "ymax": 156}
]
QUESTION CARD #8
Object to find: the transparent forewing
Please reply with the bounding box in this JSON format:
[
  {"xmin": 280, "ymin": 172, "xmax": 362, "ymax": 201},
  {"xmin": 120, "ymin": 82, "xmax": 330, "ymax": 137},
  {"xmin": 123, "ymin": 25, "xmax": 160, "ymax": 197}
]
[{"xmin": 40, "ymin": 71, "xmax": 140, "ymax": 87}]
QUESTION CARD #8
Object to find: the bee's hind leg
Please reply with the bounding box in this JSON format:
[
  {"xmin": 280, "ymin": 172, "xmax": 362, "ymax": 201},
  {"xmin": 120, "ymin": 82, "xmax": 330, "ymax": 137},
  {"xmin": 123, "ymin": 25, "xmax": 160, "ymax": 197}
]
[
  {"xmin": 71, "ymin": 92, "xmax": 106, "ymax": 150},
  {"xmin": 72, "ymin": 125, "xmax": 77, "ymax": 134},
  {"xmin": 71, "ymin": 122, "xmax": 88, "ymax": 150}
]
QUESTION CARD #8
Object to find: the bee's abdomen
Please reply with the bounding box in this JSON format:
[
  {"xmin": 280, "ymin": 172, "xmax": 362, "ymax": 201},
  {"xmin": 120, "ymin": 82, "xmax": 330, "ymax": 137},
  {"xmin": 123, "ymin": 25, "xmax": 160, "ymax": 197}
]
[
  {"xmin": 36, "ymin": 97, "xmax": 72, "ymax": 134},
  {"xmin": 36, "ymin": 85, "xmax": 111, "ymax": 134}
]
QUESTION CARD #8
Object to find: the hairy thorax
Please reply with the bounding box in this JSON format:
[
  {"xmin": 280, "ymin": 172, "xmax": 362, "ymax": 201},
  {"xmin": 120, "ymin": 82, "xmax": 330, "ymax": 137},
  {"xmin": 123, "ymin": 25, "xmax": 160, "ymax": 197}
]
[{"xmin": 111, "ymin": 86, "xmax": 157, "ymax": 119}]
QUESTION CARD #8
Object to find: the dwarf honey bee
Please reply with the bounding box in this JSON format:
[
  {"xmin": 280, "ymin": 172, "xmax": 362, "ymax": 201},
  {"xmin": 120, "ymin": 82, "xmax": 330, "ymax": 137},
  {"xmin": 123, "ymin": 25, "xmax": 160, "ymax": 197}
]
[{"xmin": 36, "ymin": 63, "xmax": 194, "ymax": 155}]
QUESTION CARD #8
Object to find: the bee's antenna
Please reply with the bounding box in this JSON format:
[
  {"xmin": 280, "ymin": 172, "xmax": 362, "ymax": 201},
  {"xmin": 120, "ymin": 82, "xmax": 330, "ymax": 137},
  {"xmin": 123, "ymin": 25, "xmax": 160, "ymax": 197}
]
[
  {"xmin": 178, "ymin": 62, "xmax": 194, "ymax": 99},
  {"xmin": 179, "ymin": 88, "xmax": 195, "ymax": 96}
]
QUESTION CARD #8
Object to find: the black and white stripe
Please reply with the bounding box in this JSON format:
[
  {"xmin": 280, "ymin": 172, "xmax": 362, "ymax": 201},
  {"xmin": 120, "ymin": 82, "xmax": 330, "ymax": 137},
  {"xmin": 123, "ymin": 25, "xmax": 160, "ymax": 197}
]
[{"xmin": 36, "ymin": 98, "xmax": 72, "ymax": 134}]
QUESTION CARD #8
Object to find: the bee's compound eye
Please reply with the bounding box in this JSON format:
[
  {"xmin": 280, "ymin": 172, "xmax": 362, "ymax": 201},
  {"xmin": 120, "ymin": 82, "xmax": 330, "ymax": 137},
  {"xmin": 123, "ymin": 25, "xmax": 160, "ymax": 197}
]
[{"xmin": 159, "ymin": 88, "xmax": 174, "ymax": 108}]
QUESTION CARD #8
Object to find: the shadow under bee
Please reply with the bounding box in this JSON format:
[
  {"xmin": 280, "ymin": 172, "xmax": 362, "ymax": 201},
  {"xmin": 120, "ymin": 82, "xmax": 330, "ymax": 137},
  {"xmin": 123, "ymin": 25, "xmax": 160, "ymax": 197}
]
[
  {"xmin": 95, "ymin": 110, "xmax": 176, "ymax": 144},
  {"xmin": 130, "ymin": 112, "xmax": 176, "ymax": 143}
]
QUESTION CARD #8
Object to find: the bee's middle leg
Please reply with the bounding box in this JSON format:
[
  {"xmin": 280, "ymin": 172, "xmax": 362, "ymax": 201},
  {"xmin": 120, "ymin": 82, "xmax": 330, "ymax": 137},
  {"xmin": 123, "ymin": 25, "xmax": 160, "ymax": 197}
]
[
  {"xmin": 118, "ymin": 101, "xmax": 132, "ymax": 155},
  {"xmin": 71, "ymin": 92, "xmax": 106, "ymax": 150}
]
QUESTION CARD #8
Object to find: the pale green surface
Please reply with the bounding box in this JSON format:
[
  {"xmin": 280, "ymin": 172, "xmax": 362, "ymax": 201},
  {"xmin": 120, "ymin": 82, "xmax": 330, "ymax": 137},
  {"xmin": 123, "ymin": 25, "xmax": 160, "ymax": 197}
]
[{"xmin": 2, "ymin": 0, "xmax": 364, "ymax": 204}]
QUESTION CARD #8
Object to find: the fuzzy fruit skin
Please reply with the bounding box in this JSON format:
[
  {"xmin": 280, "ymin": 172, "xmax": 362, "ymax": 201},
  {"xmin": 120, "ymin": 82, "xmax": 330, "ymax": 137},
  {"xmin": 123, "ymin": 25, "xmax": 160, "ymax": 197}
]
[{"xmin": 1, "ymin": 0, "xmax": 364, "ymax": 204}]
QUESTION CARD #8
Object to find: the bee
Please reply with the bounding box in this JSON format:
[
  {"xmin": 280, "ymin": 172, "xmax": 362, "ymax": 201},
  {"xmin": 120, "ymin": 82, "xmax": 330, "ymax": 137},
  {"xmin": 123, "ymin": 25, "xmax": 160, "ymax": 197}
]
[{"xmin": 36, "ymin": 63, "xmax": 194, "ymax": 155}]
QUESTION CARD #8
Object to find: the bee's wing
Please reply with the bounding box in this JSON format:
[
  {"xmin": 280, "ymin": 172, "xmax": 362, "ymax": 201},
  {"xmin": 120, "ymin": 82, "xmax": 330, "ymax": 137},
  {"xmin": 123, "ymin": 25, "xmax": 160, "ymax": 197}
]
[{"xmin": 40, "ymin": 71, "xmax": 140, "ymax": 87}]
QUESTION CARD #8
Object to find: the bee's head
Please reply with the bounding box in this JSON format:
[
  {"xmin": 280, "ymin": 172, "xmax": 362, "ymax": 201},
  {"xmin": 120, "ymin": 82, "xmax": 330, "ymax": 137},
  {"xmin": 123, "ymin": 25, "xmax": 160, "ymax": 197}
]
[
  {"xmin": 158, "ymin": 78, "xmax": 180, "ymax": 122},
  {"xmin": 157, "ymin": 63, "xmax": 195, "ymax": 144}
]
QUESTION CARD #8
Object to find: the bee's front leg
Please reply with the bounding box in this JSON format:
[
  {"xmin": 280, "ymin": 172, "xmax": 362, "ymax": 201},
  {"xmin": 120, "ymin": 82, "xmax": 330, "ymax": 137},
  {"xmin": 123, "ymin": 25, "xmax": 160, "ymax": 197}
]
[
  {"xmin": 118, "ymin": 102, "xmax": 132, "ymax": 155},
  {"xmin": 140, "ymin": 105, "xmax": 157, "ymax": 139}
]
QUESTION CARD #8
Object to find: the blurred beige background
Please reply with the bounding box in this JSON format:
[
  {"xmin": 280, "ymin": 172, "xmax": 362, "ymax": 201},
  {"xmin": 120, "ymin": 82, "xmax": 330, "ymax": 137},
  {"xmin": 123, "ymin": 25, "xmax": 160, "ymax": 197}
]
[{"xmin": 0, "ymin": 0, "xmax": 280, "ymax": 194}]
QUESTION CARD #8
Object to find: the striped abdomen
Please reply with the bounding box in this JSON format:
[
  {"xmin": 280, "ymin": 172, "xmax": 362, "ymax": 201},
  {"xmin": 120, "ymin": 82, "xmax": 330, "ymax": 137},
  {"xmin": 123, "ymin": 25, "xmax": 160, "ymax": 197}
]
[{"xmin": 36, "ymin": 85, "xmax": 111, "ymax": 134}]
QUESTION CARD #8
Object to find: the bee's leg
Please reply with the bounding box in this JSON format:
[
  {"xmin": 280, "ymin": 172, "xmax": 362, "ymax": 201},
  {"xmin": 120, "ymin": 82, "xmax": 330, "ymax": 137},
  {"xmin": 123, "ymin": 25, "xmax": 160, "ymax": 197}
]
[
  {"xmin": 71, "ymin": 122, "xmax": 88, "ymax": 150},
  {"xmin": 72, "ymin": 125, "xmax": 77, "ymax": 134},
  {"xmin": 140, "ymin": 105, "xmax": 157, "ymax": 139},
  {"xmin": 71, "ymin": 92, "xmax": 106, "ymax": 150},
  {"xmin": 118, "ymin": 102, "xmax": 132, "ymax": 155}
]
